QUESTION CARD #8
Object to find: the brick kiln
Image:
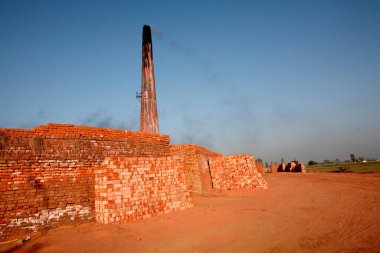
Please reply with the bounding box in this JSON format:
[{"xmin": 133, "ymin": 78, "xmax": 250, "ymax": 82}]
[
  {"xmin": 0, "ymin": 123, "xmax": 266, "ymax": 237},
  {"xmin": 0, "ymin": 25, "xmax": 266, "ymax": 238}
]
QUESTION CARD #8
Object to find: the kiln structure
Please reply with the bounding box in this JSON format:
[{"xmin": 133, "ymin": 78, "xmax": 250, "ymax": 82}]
[{"xmin": 0, "ymin": 26, "xmax": 267, "ymax": 238}]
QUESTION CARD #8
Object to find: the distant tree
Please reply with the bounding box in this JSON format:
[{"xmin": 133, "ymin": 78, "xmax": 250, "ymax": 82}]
[
  {"xmin": 264, "ymin": 162, "xmax": 269, "ymax": 168},
  {"xmin": 255, "ymin": 158, "xmax": 263, "ymax": 164},
  {"xmin": 334, "ymin": 159, "xmax": 340, "ymax": 163},
  {"xmin": 358, "ymin": 157, "xmax": 364, "ymax": 162},
  {"xmin": 308, "ymin": 160, "xmax": 318, "ymax": 166},
  {"xmin": 281, "ymin": 157, "xmax": 285, "ymax": 164},
  {"xmin": 323, "ymin": 159, "xmax": 333, "ymax": 164},
  {"xmin": 350, "ymin": 154, "xmax": 356, "ymax": 162}
]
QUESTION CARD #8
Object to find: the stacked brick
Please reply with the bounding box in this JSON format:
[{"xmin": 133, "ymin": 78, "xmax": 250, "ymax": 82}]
[
  {"xmin": 0, "ymin": 123, "xmax": 170, "ymax": 237},
  {"xmin": 95, "ymin": 157, "xmax": 193, "ymax": 224},
  {"xmin": 256, "ymin": 162, "xmax": 264, "ymax": 174},
  {"xmin": 296, "ymin": 163, "xmax": 306, "ymax": 172},
  {"xmin": 268, "ymin": 163, "xmax": 284, "ymax": 173},
  {"xmin": 268, "ymin": 163, "xmax": 306, "ymax": 173},
  {"xmin": 209, "ymin": 155, "xmax": 267, "ymax": 190},
  {"xmin": 0, "ymin": 123, "xmax": 268, "ymax": 238},
  {"xmin": 170, "ymin": 144, "xmax": 221, "ymax": 157},
  {"xmin": 0, "ymin": 161, "xmax": 94, "ymax": 236},
  {"xmin": 0, "ymin": 123, "xmax": 170, "ymax": 157},
  {"xmin": 170, "ymin": 144, "xmax": 221, "ymax": 195}
]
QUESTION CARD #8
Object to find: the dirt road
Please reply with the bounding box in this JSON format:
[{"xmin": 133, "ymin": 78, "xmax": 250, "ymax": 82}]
[{"xmin": 3, "ymin": 173, "xmax": 380, "ymax": 253}]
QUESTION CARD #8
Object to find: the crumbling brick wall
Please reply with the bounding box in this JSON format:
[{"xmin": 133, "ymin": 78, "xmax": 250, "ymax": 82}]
[
  {"xmin": 95, "ymin": 156, "xmax": 193, "ymax": 224},
  {"xmin": 209, "ymin": 155, "xmax": 267, "ymax": 190},
  {"xmin": 0, "ymin": 123, "xmax": 170, "ymax": 237},
  {"xmin": 169, "ymin": 145, "xmax": 221, "ymax": 195}
]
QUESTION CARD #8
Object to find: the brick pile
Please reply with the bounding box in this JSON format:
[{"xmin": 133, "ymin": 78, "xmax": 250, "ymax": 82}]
[
  {"xmin": 256, "ymin": 161, "xmax": 264, "ymax": 174},
  {"xmin": 268, "ymin": 162, "xmax": 306, "ymax": 173},
  {"xmin": 294, "ymin": 163, "xmax": 306, "ymax": 172},
  {"xmin": 170, "ymin": 144, "xmax": 221, "ymax": 195},
  {"xmin": 273, "ymin": 163, "xmax": 285, "ymax": 173},
  {"xmin": 209, "ymin": 155, "xmax": 267, "ymax": 190},
  {"xmin": 95, "ymin": 156, "xmax": 193, "ymax": 224}
]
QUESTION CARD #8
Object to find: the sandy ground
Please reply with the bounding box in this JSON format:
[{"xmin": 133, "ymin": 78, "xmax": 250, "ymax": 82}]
[{"xmin": 2, "ymin": 173, "xmax": 380, "ymax": 253}]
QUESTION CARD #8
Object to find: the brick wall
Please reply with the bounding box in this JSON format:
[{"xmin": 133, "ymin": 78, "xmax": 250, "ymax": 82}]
[
  {"xmin": 0, "ymin": 123, "xmax": 268, "ymax": 238},
  {"xmin": 169, "ymin": 145, "xmax": 221, "ymax": 195},
  {"xmin": 0, "ymin": 123, "xmax": 170, "ymax": 237},
  {"xmin": 0, "ymin": 123, "xmax": 170, "ymax": 158},
  {"xmin": 209, "ymin": 155, "xmax": 267, "ymax": 190},
  {"xmin": 95, "ymin": 157, "xmax": 193, "ymax": 224}
]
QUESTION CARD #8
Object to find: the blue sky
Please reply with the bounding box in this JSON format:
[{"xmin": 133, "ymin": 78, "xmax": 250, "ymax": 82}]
[{"xmin": 1, "ymin": 0, "xmax": 379, "ymax": 163}]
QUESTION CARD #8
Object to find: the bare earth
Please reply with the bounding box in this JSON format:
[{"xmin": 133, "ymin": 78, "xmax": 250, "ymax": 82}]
[{"xmin": 3, "ymin": 173, "xmax": 380, "ymax": 253}]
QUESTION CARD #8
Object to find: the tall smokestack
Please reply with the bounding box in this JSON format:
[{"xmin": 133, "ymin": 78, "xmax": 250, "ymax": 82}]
[{"xmin": 140, "ymin": 24, "xmax": 159, "ymax": 133}]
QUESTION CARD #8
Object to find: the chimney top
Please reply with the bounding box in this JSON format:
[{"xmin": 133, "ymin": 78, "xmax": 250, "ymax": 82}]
[{"xmin": 143, "ymin": 25, "xmax": 152, "ymax": 43}]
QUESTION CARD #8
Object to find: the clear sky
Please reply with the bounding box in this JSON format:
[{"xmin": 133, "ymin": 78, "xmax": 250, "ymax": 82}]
[{"xmin": 1, "ymin": 0, "xmax": 379, "ymax": 163}]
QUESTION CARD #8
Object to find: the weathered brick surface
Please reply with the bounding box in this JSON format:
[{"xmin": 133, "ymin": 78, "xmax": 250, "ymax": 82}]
[
  {"xmin": 209, "ymin": 155, "xmax": 267, "ymax": 190},
  {"xmin": 0, "ymin": 123, "xmax": 170, "ymax": 157},
  {"xmin": 95, "ymin": 157, "xmax": 193, "ymax": 224},
  {"xmin": 0, "ymin": 123, "xmax": 170, "ymax": 237},
  {"xmin": 170, "ymin": 144, "xmax": 221, "ymax": 195}
]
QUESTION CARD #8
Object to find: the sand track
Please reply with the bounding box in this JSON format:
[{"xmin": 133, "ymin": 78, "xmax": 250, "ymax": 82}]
[{"xmin": 2, "ymin": 173, "xmax": 380, "ymax": 253}]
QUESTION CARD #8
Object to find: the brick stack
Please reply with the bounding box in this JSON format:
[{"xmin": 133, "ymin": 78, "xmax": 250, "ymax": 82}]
[
  {"xmin": 295, "ymin": 163, "xmax": 306, "ymax": 172},
  {"xmin": 276, "ymin": 163, "xmax": 286, "ymax": 172},
  {"xmin": 170, "ymin": 144, "xmax": 221, "ymax": 195},
  {"xmin": 0, "ymin": 123, "xmax": 170, "ymax": 237},
  {"xmin": 209, "ymin": 155, "xmax": 267, "ymax": 190},
  {"xmin": 0, "ymin": 123, "xmax": 269, "ymax": 238},
  {"xmin": 256, "ymin": 161, "xmax": 264, "ymax": 174},
  {"xmin": 95, "ymin": 157, "xmax": 193, "ymax": 224},
  {"xmin": 268, "ymin": 162, "xmax": 305, "ymax": 173},
  {"xmin": 285, "ymin": 162, "xmax": 297, "ymax": 172}
]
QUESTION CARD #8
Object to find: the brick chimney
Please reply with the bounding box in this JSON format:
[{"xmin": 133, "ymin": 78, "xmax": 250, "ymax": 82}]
[{"xmin": 140, "ymin": 25, "xmax": 159, "ymax": 134}]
